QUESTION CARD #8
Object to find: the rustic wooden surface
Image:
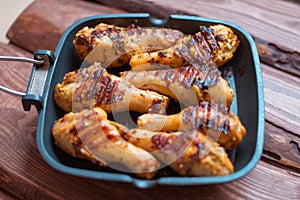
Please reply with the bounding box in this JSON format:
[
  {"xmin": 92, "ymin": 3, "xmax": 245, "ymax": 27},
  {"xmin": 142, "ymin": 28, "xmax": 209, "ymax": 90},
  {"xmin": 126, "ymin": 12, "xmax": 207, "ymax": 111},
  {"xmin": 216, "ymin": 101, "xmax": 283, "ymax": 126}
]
[
  {"xmin": 1, "ymin": 0, "xmax": 300, "ymax": 199},
  {"xmin": 7, "ymin": 0, "xmax": 126, "ymax": 53},
  {"xmin": 95, "ymin": 0, "xmax": 300, "ymax": 51},
  {"xmin": 0, "ymin": 190, "xmax": 15, "ymax": 200}
]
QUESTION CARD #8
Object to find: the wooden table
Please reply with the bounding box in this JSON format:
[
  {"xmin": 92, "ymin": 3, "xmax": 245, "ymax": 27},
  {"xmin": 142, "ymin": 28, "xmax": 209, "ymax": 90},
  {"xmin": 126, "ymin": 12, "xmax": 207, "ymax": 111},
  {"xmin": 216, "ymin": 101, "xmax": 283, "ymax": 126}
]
[{"xmin": 0, "ymin": 0, "xmax": 299, "ymax": 199}]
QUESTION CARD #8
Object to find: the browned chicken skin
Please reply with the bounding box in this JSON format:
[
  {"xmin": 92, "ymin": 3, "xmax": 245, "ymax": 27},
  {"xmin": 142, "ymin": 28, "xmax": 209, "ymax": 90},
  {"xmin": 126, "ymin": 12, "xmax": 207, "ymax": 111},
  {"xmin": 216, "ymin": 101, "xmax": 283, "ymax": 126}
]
[
  {"xmin": 52, "ymin": 23, "xmax": 246, "ymax": 178},
  {"xmin": 52, "ymin": 108, "xmax": 160, "ymax": 179},
  {"xmin": 121, "ymin": 65, "xmax": 234, "ymax": 107},
  {"xmin": 138, "ymin": 101, "xmax": 246, "ymax": 150},
  {"xmin": 73, "ymin": 23, "xmax": 184, "ymax": 67},
  {"xmin": 123, "ymin": 129, "xmax": 234, "ymax": 176},
  {"xmin": 54, "ymin": 63, "xmax": 169, "ymax": 113},
  {"xmin": 129, "ymin": 25, "xmax": 239, "ymax": 69}
]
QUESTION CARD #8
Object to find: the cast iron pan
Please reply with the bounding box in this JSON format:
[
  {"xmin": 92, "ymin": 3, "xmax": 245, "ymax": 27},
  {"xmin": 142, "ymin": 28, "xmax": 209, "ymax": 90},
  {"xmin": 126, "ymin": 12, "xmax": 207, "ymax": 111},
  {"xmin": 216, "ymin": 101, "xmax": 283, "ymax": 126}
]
[{"xmin": 0, "ymin": 13, "xmax": 264, "ymax": 188}]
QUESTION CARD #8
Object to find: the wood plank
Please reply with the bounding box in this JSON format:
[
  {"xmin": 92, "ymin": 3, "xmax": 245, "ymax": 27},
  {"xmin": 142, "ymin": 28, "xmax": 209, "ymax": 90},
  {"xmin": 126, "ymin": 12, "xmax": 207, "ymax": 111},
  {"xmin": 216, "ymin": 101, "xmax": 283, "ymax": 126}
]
[
  {"xmin": 256, "ymin": 38, "xmax": 300, "ymax": 77},
  {"xmin": 259, "ymin": 63, "xmax": 300, "ymax": 172},
  {"xmin": 0, "ymin": 42, "xmax": 33, "ymax": 95},
  {"xmin": 85, "ymin": 161, "xmax": 300, "ymax": 200},
  {"xmin": 1, "ymin": 116, "xmax": 300, "ymax": 200},
  {"xmin": 0, "ymin": 190, "xmax": 15, "ymax": 200},
  {"xmin": 262, "ymin": 63, "xmax": 300, "ymax": 136},
  {"xmin": 0, "ymin": 102, "xmax": 299, "ymax": 199},
  {"xmin": 94, "ymin": 0, "xmax": 300, "ymax": 77},
  {"xmin": 6, "ymin": 0, "xmax": 126, "ymax": 53},
  {"xmin": 0, "ymin": 42, "xmax": 299, "ymax": 199},
  {"xmin": 263, "ymin": 122, "xmax": 300, "ymax": 172},
  {"xmin": 94, "ymin": 0, "xmax": 300, "ymax": 51}
]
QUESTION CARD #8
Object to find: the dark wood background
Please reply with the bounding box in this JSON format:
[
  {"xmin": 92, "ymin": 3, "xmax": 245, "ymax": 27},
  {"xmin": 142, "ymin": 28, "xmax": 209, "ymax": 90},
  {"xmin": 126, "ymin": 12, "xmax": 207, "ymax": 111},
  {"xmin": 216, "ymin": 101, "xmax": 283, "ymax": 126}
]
[{"xmin": 0, "ymin": 0, "xmax": 299, "ymax": 199}]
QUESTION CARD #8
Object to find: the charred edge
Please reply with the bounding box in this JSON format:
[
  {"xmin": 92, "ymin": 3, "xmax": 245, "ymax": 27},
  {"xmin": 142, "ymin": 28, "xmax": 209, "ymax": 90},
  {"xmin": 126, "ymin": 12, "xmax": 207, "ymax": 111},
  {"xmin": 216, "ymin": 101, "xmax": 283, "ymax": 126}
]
[
  {"xmin": 99, "ymin": 121, "xmax": 120, "ymax": 142},
  {"xmin": 172, "ymin": 131, "xmax": 205, "ymax": 171},
  {"xmin": 182, "ymin": 102, "xmax": 230, "ymax": 134},
  {"xmin": 95, "ymin": 70, "xmax": 121, "ymax": 105},
  {"xmin": 151, "ymin": 98, "xmax": 165, "ymax": 106},
  {"xmin": 75, "ymin": 35, "xmax": 95, "ymax": 54},
  {"xmin": 125, "ymin": 25, "xmax": 143, "ymax": 36},
  {"xmin": 75, "ymin": 112, "xmax": 119, "ymax": 149},
  {"xmin": 198, "ymin": 26, "xmax": 220, "ymax": 53},
  {"xmin": 79, "ymin": 25, "xmax": 126, "ymax": 54},
  {"xmin": 151, "ymin": 134, "xmax": 172, "ymax": 149},
  {"xmin": 158, "ymin": 51, "xmax": 168, "ymax": 58},
  {"xmin": 74, "ymin": 66, "xmax": 122, "ymax": 106},
  {"xmin": 149, "ymin": 98, "xmax": 166, "ymax": 114},
  {"xmin": 73, "ymin": 65, "xmax": 103, "ymax": 105}
]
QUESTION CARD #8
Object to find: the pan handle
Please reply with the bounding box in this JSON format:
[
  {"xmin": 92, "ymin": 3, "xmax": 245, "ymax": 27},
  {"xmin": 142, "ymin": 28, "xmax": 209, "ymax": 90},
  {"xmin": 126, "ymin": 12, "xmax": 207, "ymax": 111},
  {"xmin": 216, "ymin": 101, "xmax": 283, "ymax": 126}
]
[
  {"xmin": 23, "ymin": 50, "xmax": 55, "ymax": 112},
  {"xmin": 0, "ymin": 56, "xmax": 44, "ymax": 96},
  {"xmin": 0, "ymin": 50, "xmax": 55, "ymax": 112}
]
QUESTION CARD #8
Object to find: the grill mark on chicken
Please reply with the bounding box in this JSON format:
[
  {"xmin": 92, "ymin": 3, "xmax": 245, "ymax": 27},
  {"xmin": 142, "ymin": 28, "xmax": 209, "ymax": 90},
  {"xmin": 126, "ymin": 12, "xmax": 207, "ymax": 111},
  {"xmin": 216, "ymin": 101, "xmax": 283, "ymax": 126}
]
[
  {"xmin": 77, "ymin": 26, "xmax": 124, "ymax": 55},
  {"xmin": 124, "ymin": 129, "xmax": 234, "ymax": 176},
  {"xmin": 137, "ymin": 102, "xmax": 246, "ymax": 149},
  {"xmin": 149, "ymin": 26, "xmax": 220, "ymax": 67},
  {"xmin": 73, "ymin": 64, "xmax": 123, "ymax": 108},
  {"xmin": 151, "ymin": 133, "xmax": 174, "ymax": 149},
  {"xmin": 195, "ymin": 26, "xmax": 219, "ymax": 54},
  {"xmin": 182, "ymin": 102, "xmax": 230, "ymax": 134},
  {"xmin": 54, "ymin": 63, "xmax": 169, "ymax": 113},
  {"xmin": 52, "ymin": 108, "xmax": 161, "ymax": 179},
  {"xmin": 174, "ymin": 28, "xmax": 216, "ymax": 65},
  {"xmin": 74, "ymin": 23, "xmax": 184, "ymax": 67},
  {"xmin": 158, "ymin": 51, "xmax": 168, "ymax": 58},
  {"xmin": 75, "ymin": 111, "xmax": 121, "ymax": 149},
  {"xmin": 150, "ymin": 131, "xmax": 196, "ymax": 154},
  {"xmin": 75, "ymin": 35, "xmax": 94, "ymax": 52},
  {"xmin": 129, "ymin": 24, "xmax": 239, "ymax": 69},
  {"xmin": 153, "ymin": 65, "xmax": 219, "ymax": 88},
  {"xmin": 94, "ymin": 70, "xmax": 119, "ymax": 105},
  {"xmin": 121, "ymin": 65, "xmax": 233, "ymax": 107}
]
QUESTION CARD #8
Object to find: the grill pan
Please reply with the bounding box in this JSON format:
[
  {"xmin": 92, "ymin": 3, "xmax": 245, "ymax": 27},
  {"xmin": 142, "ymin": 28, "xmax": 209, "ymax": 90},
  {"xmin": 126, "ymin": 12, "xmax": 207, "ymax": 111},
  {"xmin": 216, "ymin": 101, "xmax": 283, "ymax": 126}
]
[{"xmin": 0, "ymin": 13, "xmax": 264, "ymax": 188}]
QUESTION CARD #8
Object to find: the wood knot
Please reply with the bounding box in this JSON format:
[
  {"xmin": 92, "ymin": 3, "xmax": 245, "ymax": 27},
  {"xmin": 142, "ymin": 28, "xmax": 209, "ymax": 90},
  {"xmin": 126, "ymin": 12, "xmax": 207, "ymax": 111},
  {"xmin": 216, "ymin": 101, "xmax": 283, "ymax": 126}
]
[{"xmin": 290, "ymin": 140, "xmax": 300, "ymax": 159}]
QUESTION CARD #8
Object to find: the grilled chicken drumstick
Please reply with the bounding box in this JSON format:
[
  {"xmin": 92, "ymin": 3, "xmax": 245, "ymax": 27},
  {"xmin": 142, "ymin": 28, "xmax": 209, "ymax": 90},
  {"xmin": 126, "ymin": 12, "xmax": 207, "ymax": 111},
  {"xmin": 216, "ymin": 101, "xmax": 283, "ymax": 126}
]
[
  {"xmin": 52, "ymin": 108, "xmax": 160, "ymax": 179},
  {"xmin": 122, "ymin": 128, "xmax": 234, "ymax": 176},
  {"xmin": 121, "ymin": 65, "xmax": 234, "ymax": 107},
  {"xmin": 73, "ymin": 23, "xmax": 184, "ymax": 67},
  {"xmin": 129, "ymin": 25, "xmax": 239, "ymax": 69},
  {"xmin": 138, "ymin": 101, "xmax": 246, "ymax": 150},
  {"xmin": 54, "ymin": 63, "xmax": 169, "ymax": 113}
]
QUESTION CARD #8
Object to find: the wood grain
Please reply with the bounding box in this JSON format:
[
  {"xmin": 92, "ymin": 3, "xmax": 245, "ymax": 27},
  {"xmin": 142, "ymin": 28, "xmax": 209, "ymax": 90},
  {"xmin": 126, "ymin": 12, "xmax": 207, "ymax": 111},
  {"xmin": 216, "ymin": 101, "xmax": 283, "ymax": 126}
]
[
  {"xmin": 6, "ymin": 0, "xmax": 126, "ymax": 53},
  {"xmin": 256, "ymin": 38, "xmax": 300, "ymax": 77},
  {"xmin": 1, "ymin": 112, "xmax": 300, "ymax": 200},
  {"xmin": 94, "ymin": 0, "xmax": 300, "ymax": 52},
  {"xmin": 0, "ymin": 190, "xmax": 14, "ymax": 200},
  {"xmin": 0, "ymin": 44, "xmax": 32, "ymax": 94},
  {"xmin": 0, "ymin": 102, "xmax": 299, "ymax": 199},
  {"xmin": 0, "ymin": 43, "xmax": 299, "ymax": 200},
  {"xmin": 259, "ymin": 63, "xmax": 300, "ymax": 172},
  {"xmin": 262, "ymin": 63, "xmax": 300, "ymax": 136},
  {"xmin": 263, "ymin": 122, "xmax": 300, "ymax": 173}
]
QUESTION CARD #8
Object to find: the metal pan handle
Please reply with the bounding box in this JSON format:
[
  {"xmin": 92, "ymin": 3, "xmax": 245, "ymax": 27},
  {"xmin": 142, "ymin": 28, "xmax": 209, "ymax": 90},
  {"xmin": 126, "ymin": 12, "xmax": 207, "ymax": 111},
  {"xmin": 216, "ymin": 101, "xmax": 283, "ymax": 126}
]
[{"xmin": 0, "ymin": 50, "xmax": 55, "ymax": 112}]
